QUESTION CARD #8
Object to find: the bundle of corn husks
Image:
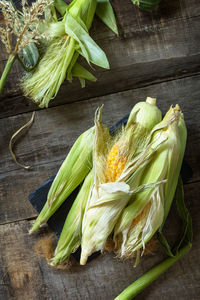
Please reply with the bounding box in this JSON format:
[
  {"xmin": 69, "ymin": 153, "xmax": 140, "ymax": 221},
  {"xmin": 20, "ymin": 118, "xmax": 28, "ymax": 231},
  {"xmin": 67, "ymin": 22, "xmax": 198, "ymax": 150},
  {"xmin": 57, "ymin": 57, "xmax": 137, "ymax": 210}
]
[
  {"xmin": 30, "ymin": 97, "xmax": 190, "ymax": 274},
  {"xmin": 21, "ymin": 0, "xmax": 118, "ymax": 108}
]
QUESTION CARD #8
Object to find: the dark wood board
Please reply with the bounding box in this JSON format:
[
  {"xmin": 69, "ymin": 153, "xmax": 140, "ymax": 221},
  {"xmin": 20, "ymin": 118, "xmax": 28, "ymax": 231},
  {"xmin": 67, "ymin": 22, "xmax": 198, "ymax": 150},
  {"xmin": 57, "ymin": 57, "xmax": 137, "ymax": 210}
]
[
  {"xmin": 0, "ymin": 0, "xmax": 200, "ymax": 118},
  {"xmin": 0, "ymin": 0, "xmax": 200, "ymax": 299},
  {"xmin": 0, "ymin": 75, "xmax": 199, "ymax": 225},
  {"xmin": 0, "ymin": 181, "xmax": 199, "ymax": 300}
]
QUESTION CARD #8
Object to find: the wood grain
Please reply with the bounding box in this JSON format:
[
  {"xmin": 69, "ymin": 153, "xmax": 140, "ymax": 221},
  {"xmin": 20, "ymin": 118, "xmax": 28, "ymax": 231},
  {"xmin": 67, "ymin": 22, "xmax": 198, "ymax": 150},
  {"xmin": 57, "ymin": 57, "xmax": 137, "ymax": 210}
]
[
  {"xmin": 0, "ymin": 180, "xmax": 199, "ymax": 300},
  {"xmin": 0, "ymin": 0, "xmax": 200, "ymax": 117},
  {"xmin": 0, "ymin": 75, "xmax": 199, "ymax": 225},
  {"xmin": 0, "ymin": 0, "xmax": 200, "ymax": 298}
]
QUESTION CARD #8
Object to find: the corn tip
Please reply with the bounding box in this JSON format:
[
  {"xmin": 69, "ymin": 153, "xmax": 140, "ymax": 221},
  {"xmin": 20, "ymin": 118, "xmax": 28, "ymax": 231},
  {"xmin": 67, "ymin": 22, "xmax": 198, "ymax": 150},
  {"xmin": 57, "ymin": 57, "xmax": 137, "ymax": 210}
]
[
  {"xmin": 49, "ymin": 259, "xmax": 57, "ymax": 267},
  {"xmin": 80, "ymin": 253, "xmax": 88, "ymax": 265},
  {"xmin": 146, "ymin": 97, "xmax": 156, "ymax": 106},
  {"xmin": 174, "ymin": 104, "xmax": 181, "ymax": 111},
  {"xmin": 29, "ymin": 225, "xmax": 37, "ymax": 234},
  {"xmin": 29, "ymin": 228, "xmax": 34, "ymax": 235}
]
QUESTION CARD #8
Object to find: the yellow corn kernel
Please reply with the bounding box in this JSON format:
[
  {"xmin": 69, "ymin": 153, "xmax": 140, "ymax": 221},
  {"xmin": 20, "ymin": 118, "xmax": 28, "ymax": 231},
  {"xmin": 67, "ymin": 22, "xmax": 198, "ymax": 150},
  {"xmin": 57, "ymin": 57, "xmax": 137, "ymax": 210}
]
[{"xmin": 105, "ymin": 144, "xmax": 127, "ymax": 182}]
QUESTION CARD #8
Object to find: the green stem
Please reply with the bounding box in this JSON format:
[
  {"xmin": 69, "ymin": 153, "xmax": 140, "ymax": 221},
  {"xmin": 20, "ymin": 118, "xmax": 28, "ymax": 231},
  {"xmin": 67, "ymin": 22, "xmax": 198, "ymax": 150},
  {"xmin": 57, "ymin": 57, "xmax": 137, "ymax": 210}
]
[
  {"xmin": 0, "ymin": 54, "xmax": 17, "ymax": 94},
  {"xmin": 115, "ymin": 243, "xmax": 191, "ymax": 300},
  {"xmin": 54, "ymin": 0, "xmax": 68, "ymax": 16}
]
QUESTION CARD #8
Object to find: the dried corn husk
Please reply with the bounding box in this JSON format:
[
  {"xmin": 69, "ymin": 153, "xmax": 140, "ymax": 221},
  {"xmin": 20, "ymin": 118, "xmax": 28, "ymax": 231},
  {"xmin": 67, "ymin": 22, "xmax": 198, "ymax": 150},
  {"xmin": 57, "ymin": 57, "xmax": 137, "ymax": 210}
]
[{"xmin": 80, "ymin": 98, "xmax": 162, "ymax": 264}]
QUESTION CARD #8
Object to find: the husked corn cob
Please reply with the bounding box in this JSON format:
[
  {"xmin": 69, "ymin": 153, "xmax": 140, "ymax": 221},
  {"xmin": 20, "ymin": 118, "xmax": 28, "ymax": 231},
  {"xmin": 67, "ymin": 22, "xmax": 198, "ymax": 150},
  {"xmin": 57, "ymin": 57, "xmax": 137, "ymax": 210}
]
[{"xmin": 80, "ymin": 98, "xmax": 162, "ymax": 265}]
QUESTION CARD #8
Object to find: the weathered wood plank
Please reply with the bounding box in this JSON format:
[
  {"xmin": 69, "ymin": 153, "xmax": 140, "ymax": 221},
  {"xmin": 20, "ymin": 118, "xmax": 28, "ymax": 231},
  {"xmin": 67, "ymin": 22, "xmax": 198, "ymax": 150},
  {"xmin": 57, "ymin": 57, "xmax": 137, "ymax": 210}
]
[
  {"xmin": 0, "ymin": 75, "xmax": 199, "ymax": 224},
  {"xmin": 111, "ymin": 0, "xmax": 200, "ymax": 39},
  {"xmin": 0, "ymin": 1, "xmax": 200, "ymax": 117},
  {"xmin": 0, "ymin": 75, "xmax": 199, "ymax": 176},
  {"xmin": 0, "ymin": 180, "xmax": 199, "ymax": 300}
]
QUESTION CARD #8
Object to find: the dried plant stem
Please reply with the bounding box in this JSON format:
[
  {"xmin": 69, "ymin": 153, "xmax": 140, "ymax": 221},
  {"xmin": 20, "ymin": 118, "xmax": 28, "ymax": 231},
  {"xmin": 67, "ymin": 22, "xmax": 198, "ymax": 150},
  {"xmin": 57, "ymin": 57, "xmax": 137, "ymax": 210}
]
[
  {"xmin": 13, "ymin": 23, "xmax": 29, "ymax": 55},
  {"xmin": 9, "ymin": 111, "xmax": 35, "ymax": 169},
  {"xmin": 0, "ymin": 54, "xmax": 16, "ymax": 94},
  {"xmin": 5, "ymin": 21, "xmax": 12, "ymax": 53},
  {"xmin": 13, "ymin": 5, "xmax": 38, "ymax": 56}
]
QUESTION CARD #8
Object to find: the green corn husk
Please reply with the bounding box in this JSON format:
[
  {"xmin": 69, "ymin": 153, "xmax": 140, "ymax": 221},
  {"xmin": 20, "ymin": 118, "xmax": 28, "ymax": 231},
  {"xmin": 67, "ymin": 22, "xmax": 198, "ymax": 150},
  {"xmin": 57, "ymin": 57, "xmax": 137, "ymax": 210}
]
[
  {"xmin": 54, "ymin": 0, "xmax": 118, "ymax": 34},
  {"xmin": 22, "ymin": 0, "xmax": 109, "ymax": 108},
  {"xmin": 54, "ymin": 0, "xmax": 68, "ymax": 16},
  {"xmin": 29, "ymin": 126, "xmax": 95, "ymax": 234},
  {"xmin": 162, "ymin": 114, "xmax": 187, "ymax": 225},
  {"xmin": 96, "ymin": 0, "xmax": 118, "ymax": 35},
  {"xmin": 80, "ymin": 98, "xmax": 162, "ymax": 265},
  {"xmin": 115, "ymin": 177, "xmax": 192, "ymax": 300},
  {"xmin": 51, "ymin": 170, "xmax": 94, "ymax": 266},
  {"xmin": 127, "ymin": 97, "xmax": 161, "ymax": 130},
  {"xmin": 114, "ymin": 105, "xmax": 187, "ymax": 260}
]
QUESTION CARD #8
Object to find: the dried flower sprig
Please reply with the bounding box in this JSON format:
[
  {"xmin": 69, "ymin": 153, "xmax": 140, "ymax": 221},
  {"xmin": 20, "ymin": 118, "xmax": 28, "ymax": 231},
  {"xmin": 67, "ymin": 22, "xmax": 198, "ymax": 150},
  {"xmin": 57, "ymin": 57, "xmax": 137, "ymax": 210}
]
[{"xmin": 0, "ymin": 0, "xmax": 52, "ymax": 94}]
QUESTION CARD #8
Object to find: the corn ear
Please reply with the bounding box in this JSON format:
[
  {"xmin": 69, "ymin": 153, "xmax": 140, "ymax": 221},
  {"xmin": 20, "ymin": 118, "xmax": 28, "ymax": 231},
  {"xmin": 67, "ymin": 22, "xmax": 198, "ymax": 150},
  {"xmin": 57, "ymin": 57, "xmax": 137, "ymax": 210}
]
[
  {"xmin": 21, "ymin": 0, "xmax": 109, "ymax": 107},
  {"xmin": 29, "ymin": 126, "xmax": 95, "ymax": 234},
  {"xmin": 80, "ymin": 98, "xmax": 162, "ymax": 265},
  {"xmin": 50, "ymin": 170, "xmax": 94, "ymax": 266},
  {"xmin": 114, "ymin": 105, "xmax": 187, "ymax": 259}
]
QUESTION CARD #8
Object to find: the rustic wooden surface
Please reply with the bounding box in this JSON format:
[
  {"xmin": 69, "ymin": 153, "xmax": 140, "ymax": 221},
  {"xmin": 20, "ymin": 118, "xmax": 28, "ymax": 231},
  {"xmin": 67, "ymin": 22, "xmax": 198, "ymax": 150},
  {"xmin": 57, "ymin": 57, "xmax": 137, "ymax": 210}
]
[{"xmin": 0, "ymin": 0, "xmax": 200, "ymax": 299}]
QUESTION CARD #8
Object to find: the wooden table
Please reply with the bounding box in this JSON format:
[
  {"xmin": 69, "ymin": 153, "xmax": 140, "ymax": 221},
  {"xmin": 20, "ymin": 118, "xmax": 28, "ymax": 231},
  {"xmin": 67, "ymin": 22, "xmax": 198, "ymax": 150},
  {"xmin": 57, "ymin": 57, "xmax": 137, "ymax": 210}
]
[{"xmin": 0, "ymin": 0, "xmax": 200, "ymax": 299}]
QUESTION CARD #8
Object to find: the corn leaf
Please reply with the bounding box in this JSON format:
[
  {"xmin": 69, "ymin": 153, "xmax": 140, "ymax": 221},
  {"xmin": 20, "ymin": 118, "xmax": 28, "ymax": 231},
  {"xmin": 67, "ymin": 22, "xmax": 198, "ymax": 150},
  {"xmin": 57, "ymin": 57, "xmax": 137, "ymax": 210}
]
[
  {"xmin": 96, "ymin": 0, "xmax": 118, "ymax": 35},
  {"xmin": 67, "ymin": 0, "xmax": 97, "ymax": 30},
  {"xmin": 71, "ymin": 62, "xmax": 97, "ymax": 82},
  {"xmin": 158, "ymin": 177, "xmax": 193, "ymax": 256},
  {"xmin": 54, "ymin": 0, "xmax": 68, "ymax": 16},
  {"xmin": 54, "ymin": 0, "xmax": 118, "ymax": 33},
  {"xmin": 65, "ymin": 11, "xmax": 110, "ymax": 69}
]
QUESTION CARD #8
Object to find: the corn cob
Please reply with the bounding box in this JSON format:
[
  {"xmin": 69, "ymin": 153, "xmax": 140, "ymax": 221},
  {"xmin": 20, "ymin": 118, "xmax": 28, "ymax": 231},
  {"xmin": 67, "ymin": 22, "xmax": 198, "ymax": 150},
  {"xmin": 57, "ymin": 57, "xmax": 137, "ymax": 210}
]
[
  {"xmin": 30, "ymin": 126, "xmax": 95, "ymax": 234},
  {"xmin": 114, "ymin": 105, "xmax": 187, "ymax": 260},
  {"xmin": 80, "ymin": 98, "xmax": 162, "ymax": 265}
]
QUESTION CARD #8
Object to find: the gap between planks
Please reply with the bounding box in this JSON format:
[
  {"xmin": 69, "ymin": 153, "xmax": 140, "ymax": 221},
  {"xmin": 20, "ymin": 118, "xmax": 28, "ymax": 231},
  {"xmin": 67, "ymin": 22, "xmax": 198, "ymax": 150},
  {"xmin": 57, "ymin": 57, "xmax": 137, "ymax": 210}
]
[{"xmin": 0, "ymin": 71, "xmax": 200, "ymax": 121}]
